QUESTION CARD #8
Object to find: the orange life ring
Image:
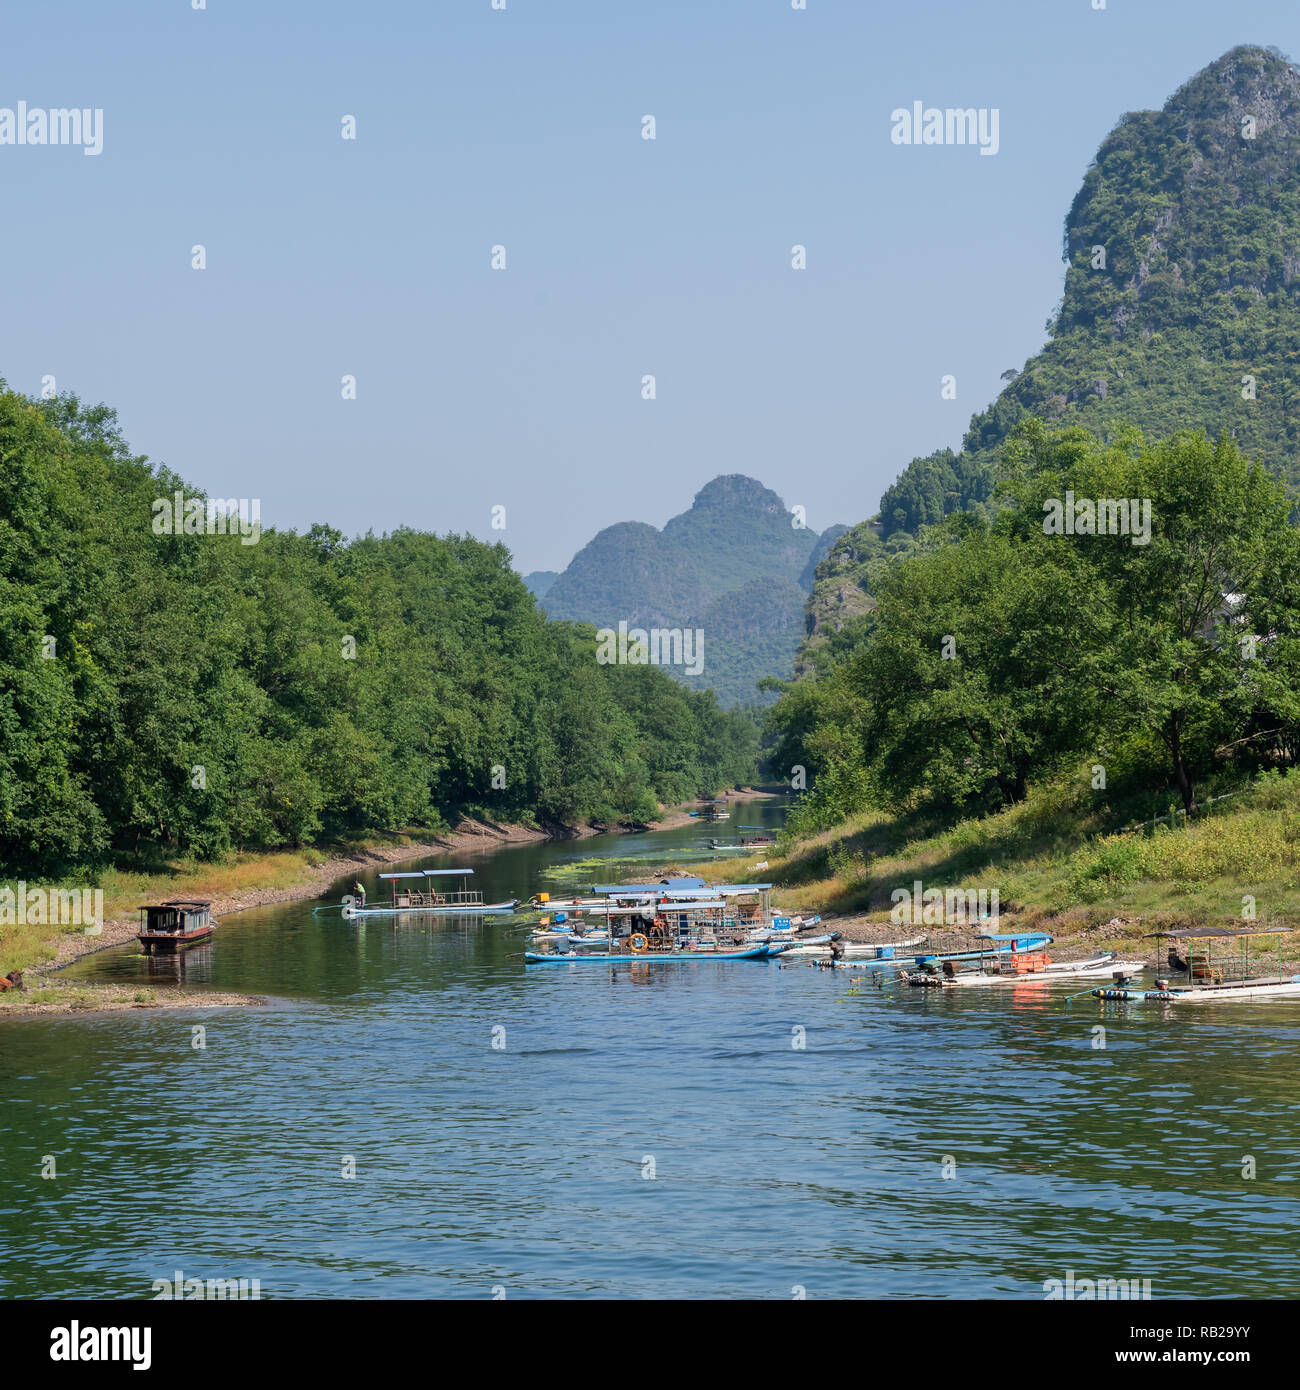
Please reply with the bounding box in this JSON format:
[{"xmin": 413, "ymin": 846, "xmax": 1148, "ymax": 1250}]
[{"xmin": 629, "ymin": 934, "xmax": 649, "ymax": 953}]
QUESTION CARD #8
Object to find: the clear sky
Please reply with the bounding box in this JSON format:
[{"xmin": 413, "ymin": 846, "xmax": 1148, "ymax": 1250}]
[{"xmin": 5, "ymin": 0, "xmax": 1300, "ymax": 573}]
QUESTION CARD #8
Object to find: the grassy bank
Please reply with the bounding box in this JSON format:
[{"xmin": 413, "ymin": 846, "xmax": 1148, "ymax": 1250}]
[
  {"xmin": 683, "ymin": 769, "xmax": 1300, "ymax": 948},
  {"xmin": 0, "ymin": 823, "xmax": 529, "ymax": 981}
]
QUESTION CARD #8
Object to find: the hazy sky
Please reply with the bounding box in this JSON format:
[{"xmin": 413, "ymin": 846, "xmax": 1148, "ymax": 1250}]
[{"xmin": 5, "ymin": 0, "xmax": 1300, "ymax": 573}]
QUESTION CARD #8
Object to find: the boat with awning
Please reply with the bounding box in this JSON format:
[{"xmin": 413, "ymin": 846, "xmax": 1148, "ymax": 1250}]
[
  {"xmin": 1092, "ymin": 925, "xmax": 1300, "ymax": 1002},
  {"xmin": 341, "ymin": 870, "xmax": 519, "ymax": 918}
]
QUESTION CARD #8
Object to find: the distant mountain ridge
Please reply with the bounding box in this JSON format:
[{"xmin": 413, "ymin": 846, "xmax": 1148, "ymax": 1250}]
[
  {"xmin": 526, "ymin": 475, "xmax": 844, "ymax": 705},
  {"xmin": 808, "ymin": 44, "xmax": 1300, "ymax": 652}
]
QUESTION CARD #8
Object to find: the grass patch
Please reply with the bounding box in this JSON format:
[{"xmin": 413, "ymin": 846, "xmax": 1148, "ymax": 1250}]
[{"xmin": 674, "ymin": 768, "xmax": 1300, "ymax": 944}]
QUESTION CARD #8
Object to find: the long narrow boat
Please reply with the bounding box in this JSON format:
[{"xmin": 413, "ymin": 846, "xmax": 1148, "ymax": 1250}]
[
  {"xmin": 782, "ymin": 934, "xmax": 924, "ymax": 960},
  {"xmin": 342, "ymin": 869, "xmax": 519, "ymax": 918},
  {"xmin": 1092, "ymin": 925, "xmax": 1300, "ymax": 1003},
  {"xmin": 525, "ymin": 941, "xmax": 789, "ymax": 964},
  {"xmin": 906, "ymin": 952, "xmax": 1143, "ymax": 987},
  {"xmin": 910, "ymin": 932, "xmax": 1053, "ymax": 965}
]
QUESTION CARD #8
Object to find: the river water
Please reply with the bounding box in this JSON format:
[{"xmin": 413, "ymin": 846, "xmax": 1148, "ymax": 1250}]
[{"xmin": 3, "ymin": 798, "xmax": 1299, "ymax": 1299}]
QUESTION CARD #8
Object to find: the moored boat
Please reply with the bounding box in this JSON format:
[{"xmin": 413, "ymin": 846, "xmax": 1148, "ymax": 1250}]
[
  {"xmin": 525, "ymin": 941, "xmax": 789, "ymax": 964},
  {"xmin": 342, "ymin": 869, "xmax": 518, "ymax": 918},
  {"xmin": 137, "ymin": 900, "xmax": 217, "ymax": 953},
  {"xmin": 910, "ymin": 932, "xmax": 1053, "ymax": 966},
  {"xmin": 905, "ymin": 951, "xmax": 1143, "ymax": 987},
  {"xmin": 782, "ymin": 934, "xmax": 924, "ymax": 960},
  {"xmin": 1092, "ymin": 925, "xmax": 1300, "ymax": 1003}
]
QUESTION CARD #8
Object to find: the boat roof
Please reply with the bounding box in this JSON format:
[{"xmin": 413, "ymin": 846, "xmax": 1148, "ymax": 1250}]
[
  {"xmin": 379, "ymin": 869, "xmax": 473, "ymax": 880},
  {"xmin": 1148, "ymin": 925, "xmax": 1297, "ymax": 940},
  {"xmin": 586, "ymin": 900, "xmax": 729, "ymax": 915},
  {"xmin": 592, "ymin": 883, "xmax": 771, "ymax": 896},
  {"xmin": 137, "ymin": 899, "xmax": 212, "ymax": 908},
  {"xmin": 978, "ymin": 932, "xmax": 1050, "ymax": 942}
]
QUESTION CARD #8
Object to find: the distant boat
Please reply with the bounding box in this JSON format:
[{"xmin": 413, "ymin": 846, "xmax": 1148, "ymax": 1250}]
[
  {"xmin": 341, "ymin": 869, "xmax": 518, "ymax": 918},
  {"xmin": 137, "ymin": 900, "xmax": 217, "ymax": 953}
]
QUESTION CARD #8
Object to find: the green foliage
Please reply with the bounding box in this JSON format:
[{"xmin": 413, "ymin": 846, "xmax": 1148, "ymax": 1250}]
[
  {"xmin": 809, "ymin": 46, "xmax": 1300, "ymax": 648},
  {"xmin": 770, "ymin": 421, "xmax": 1300, "ymax": 833},
  {"xmin": 0, "ymin": 388, "xmax": 758, "ymax": 876}
]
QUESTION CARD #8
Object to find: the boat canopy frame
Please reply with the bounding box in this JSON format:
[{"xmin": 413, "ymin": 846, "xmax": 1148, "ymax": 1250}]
[{"xmin": 1145, "ymin": 923, "xmax": 1297, "ymax": 988}]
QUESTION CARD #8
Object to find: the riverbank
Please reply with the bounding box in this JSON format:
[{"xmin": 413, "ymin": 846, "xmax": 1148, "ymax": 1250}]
[
  {"xmin": 1, "ymin": 794, "xmax": 763, "ymax": 1011},
  {"xmin": 677, "ymin": 770, "xmax": 1300, "ymax": 961},
  {"xmin": 2, "ymin": 818, "xmax": 558, "ymax": 984}
]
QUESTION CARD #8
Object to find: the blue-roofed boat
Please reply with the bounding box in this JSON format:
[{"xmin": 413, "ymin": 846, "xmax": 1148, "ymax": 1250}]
[{"xmin": 910, "ymin": 931, "xmax": 1053, "ymax": 965}]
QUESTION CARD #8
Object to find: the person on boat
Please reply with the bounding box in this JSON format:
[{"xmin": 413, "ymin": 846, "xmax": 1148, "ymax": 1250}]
[
  {"xmin": 353, "ymin": 880, "xmax": 366, "ymax": 906},
  {"xmin": 830, "ymin": 939, "xmax": 845, "ymax": 964}
]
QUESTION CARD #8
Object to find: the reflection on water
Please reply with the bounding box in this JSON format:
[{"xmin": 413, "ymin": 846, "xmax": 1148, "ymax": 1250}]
[{"xmin": 4, "ymin": 798, "xmax": 1300, "ymax": 1299}]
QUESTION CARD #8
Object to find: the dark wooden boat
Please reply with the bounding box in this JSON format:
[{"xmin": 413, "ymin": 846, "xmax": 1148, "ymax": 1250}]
[{"xmin": 137, "ymin": 900, "xmax": 217, "ymax": 953}]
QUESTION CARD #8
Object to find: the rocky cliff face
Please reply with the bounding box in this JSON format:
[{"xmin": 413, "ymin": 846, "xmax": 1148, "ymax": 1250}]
[{"xmin": 809, "ymin": 45, "xmax": 1300, "ymax": 650}]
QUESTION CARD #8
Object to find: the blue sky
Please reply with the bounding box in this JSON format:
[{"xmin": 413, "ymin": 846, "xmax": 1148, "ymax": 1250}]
[{"xmin": 4, "ymin": 0, "xmax": 1300, "ymax": 573}]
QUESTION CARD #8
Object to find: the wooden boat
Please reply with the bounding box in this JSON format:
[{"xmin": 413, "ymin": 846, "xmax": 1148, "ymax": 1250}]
[
  {"xmin": 1093, "ymin": 925, "xmax": 1300, "ymax": 1003},
  {"xmin": 137, "ymin": 900, "xmax": 217, "ymax": 953},
  {"xmin": 906, "ymin": 951, "xmax": 1143, "ymax": 987},
  {"xmin": 342, "ymin": 869, "xmax": 518, "ymax": 918},
  {"xmin": 525, "ymin": 941, "xmax": 789, "ymax": 964}
]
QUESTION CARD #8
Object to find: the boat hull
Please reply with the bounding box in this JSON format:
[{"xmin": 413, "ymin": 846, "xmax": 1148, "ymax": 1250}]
[
  {"xmin": 919, "ymin": 956, "xmax": 1144, "ymax": 987},
  {"xmin": 1094, "ymin": 974, "xmax": 1300, "ymax": 1003},
  {"xmin": 784, "ymin": 935, "xmax": 924, "ymax": 959},
  {"xmin": 138, "ymin": 927, "xmax": 214, "ymax": 954},
  {"xmin": 525, "ymin": 943, "xmax": 789, "ymax": 964},
  {"xmin": 344, "ymin": 899, "xmax": 519, "ymax": 918}
]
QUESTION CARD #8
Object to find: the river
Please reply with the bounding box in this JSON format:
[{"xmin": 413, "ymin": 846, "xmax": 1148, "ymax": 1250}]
[{"xmin": 2, "ymin": 797, "xmax": 1299, "ymax": 1299}]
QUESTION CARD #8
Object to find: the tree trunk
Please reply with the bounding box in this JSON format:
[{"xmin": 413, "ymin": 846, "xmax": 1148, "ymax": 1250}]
[{"xmin": 1169, "ymin": 719, "xmax": 1197, "ymax": 816}]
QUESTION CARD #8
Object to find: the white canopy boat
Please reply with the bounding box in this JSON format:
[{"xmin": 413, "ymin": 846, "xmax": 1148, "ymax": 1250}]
[{"xmin": 342, "ymin": 869, "xmax": 519, "ymax": 918}]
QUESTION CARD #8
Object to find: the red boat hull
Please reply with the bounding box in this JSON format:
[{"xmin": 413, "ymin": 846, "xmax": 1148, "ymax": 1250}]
[{"xmin": 137, "ymin": 926, "xmax": 215, "ymax": 954}]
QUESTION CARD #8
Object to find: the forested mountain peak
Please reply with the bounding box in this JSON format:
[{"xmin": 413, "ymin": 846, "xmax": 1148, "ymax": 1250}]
[
  {"xmin": 679, "ymin": 473, "xmax": 789, "ymax": 518},
  {"xmin": 806, "ymin": 44, "xmax": 1300, "ymax": 652},
  {"xmin": 535, "ymin": 474, "xmax": 844, "ymax": 705}
]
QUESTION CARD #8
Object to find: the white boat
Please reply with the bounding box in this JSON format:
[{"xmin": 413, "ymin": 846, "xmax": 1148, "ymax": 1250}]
[
  {"xmin": 912, "ymin": 952, "xmax": 1145, "ymax": 987},
  {"xmin": 342, "ymin": 869, "xmax": 519, "ymax": 918},
  {"xmin": 1095, "ymin": 975, "xmax": 1300, "ymax": 1003},
  {"xmin": 1091, "ymin": 925, "xmax": 1300, "ymax": 1004},
  {"xmin": 783, "ymin": 934, "xmax": 924, "ymax": 960}
]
